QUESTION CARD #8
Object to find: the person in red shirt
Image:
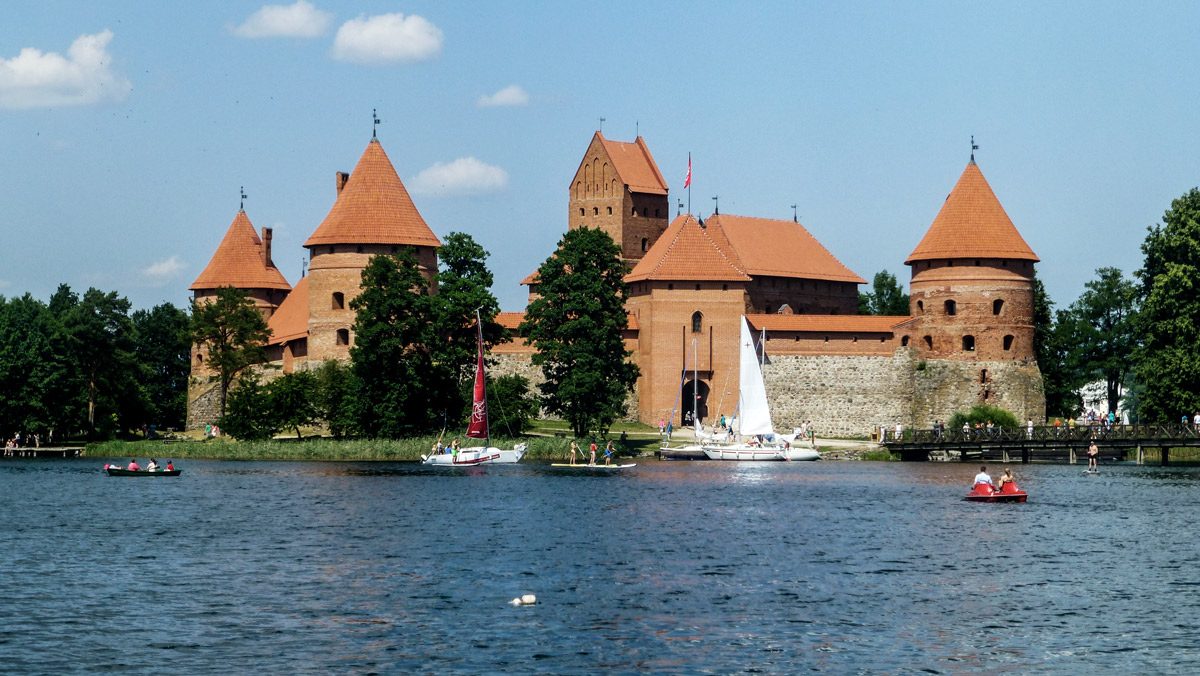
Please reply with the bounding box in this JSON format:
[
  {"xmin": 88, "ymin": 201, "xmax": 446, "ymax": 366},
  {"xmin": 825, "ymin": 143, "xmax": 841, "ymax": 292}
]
[
  {"xmin": 589, "ymin": 441, "xmax": 597, "ymax": 465},
  {"xmin": 166, "ymin": 460, "xmax": 174, "ymax": 471},
  {"xmin": 127, "ymin": 458, "xmax": 140, "ymax": 471}
]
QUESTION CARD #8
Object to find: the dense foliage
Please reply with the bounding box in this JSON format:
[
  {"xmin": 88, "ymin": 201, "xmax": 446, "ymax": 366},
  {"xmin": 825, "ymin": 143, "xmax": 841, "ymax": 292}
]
[
  {"xmin": 1066, "ymin": 268, "xmax": 1139, "ymax": 414},
  {"xmin": 949, "ymin": 404, "xmax": 1020, "ymax": 431},
  {"xmin": 857, "ymin": 269, "xmax": 910, "ymax": 316},
  {"xmin": 1136, "ymin": 188, "xmax": 1200, "ymax": 422},
  {"xmin": 190, "ymin": 287, "xmax": 270, "ymax": 417},
  {"xmin": 520, "ymin": 227, "xmax": 639, "ymax": 437}
]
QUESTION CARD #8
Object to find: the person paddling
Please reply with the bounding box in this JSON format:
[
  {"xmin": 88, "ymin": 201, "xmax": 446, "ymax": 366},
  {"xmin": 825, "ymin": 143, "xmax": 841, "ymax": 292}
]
[
  {"xmin": 604, "ymin": 441, "xmax": 615, "ymax": 466},
  {"xmin": 569, "ymin": 440, "xmax": 579, "ymax": 465},
  {"xmin": 1087, "ymin": 440, "xmax": 1099, "ymax": 470},
  {"xmin": 589, "ymin": 440, "xmax": 597, "ymax": 466},
  {"xmin": 973, "ymin": 466, "xmax": 994, "ymax": 492},
  {"xmin": 127, "ymin": 458, "xmax": 141, "ymax": 472}
]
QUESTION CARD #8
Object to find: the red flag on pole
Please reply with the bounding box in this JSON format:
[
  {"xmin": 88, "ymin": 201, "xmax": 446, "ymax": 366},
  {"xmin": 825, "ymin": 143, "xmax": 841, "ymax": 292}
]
[{"xmin": 683, "ymin": 153, "xmax": 692, "ymax": 189}]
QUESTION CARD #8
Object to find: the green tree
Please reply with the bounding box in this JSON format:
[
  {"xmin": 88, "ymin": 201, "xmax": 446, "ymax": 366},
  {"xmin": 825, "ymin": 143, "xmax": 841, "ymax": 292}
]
[
  {"xmin": 479, "ymin": 373, "xmax": 537, "ymax": 436},
  {"xmin": 131, "ymin": 303, "xmax": 191, "ymax": 431},
  {"xmin": 858, "ymin": 270, "xmax": 910, "ymax": 316},
  {"xmin": 218, "ymin": 373, "xmax": 274, "ymax": 440},
  {"xmin": 1032, "ymin": 278, "xmax": 1082, "ymax": 418},
  {"xmin": 314, "ymin": 359, "xmax": 357, "ymax": 438},
  {"xmin": 350, "ymin": 252, "xmax": 447, "ymax": 437},
  {"xmin": 190, "ymin": 287, "xmax": 270, "ymax": 418},
  {"xmin": 63, "ymin": 288, "xmax": 141, "ymax": 438},
  {"xmin": 0, "ymin": 294, "xmax": 73, "ymax": 439},
  {"xmin": 1067, "ymin": 267, "xmax": 1139, "ymax": 415},
  {"xmin": 1136, "ymin": 188, "xmax": 1200, "ymax": 422},
  {"xmin": 267, "ymin": 370, "xmax": 319, "ymax": 439},
  {"xmin": 949, "ymin": 404, "xmax": 1020, "ymax": 431},
  {"xmin": 520, "ymin": 227, "xmax": 639, "ymax": 437}
]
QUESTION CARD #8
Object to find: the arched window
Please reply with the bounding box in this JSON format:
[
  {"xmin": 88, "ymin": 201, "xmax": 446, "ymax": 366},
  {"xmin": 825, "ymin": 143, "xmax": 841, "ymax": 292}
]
[
  {"xmin": 332, "ymin": 292, "xmax": 345, "ymax": 310},
  {"xmin": 993, "ymin": 299, "xmax": 1004, "ymax": 315},
  {"xmin": 917, "ymin": 300, "xmax": 924, "ymax": 313},
  {"xmin": 901, "ymin": 336, "xmax": 910, "ymax": 347},
  {"xmin": 632, "ymin": 207, "xmax": 638, "ymax": 216},
  {"xmin": 641, "ymin": 237, "xmax": 648, "ymax": 252},
  {"xmin": 691, "ymin": 311, "xmax": 703, "ymax": 333},
  {"xmin": 579, "ymin": 207, "xmax": 584, "ymax": 216},
  {"xmin": 336, "ymin": 328, "xmax": 350, "ymax": 346},
  {"xmin": 962, "ymin": 335, "xmax": 975, "ymax": 351},
  {"xmin": 923, "ymin": 335, "xmax": 933, "ymax": 350},
  {"xmin": 944, "ymin": 299, "xmax": 957, "ymax": 316},
  {"xmin": 1003, "ymin": 335, "xmax": 1015, "ymax": 351},
  {"xmin": 196, "ymin": 352, "xmax": 204, "ymax": 365},
  {"xmin": 593, "ymin": 207, "xmax": 599, "ymax": 215},
  {"xmin": 607, "ymin": 206, "xmax": 613, "ymax": 215}
]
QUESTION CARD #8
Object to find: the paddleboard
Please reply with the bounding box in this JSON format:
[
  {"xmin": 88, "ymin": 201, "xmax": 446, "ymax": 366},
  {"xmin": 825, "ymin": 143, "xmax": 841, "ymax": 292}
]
[
  {"xmin": 549, "ymin": 463, "xmax": 636, "ymax": 469},
  {"xmin": 1084, "ymin": 469, "xmax": 1099, "ymax": 475}
]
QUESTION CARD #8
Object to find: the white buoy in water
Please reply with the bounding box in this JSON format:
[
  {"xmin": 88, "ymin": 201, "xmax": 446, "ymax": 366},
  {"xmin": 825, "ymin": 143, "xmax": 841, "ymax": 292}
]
[
  {"xmin": 521, "ymin": 594, "xmax": 537, "ymax": 605},
  {"xmin": 509, "ymin": 597, "xmax": 522, "ymax": 606}
]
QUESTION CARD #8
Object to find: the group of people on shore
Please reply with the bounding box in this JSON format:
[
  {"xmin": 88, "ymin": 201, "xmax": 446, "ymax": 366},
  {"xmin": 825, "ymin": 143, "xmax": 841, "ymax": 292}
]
[
  {"xmin": 568, "ymin": 440, "xmax": 617, "ymax": 466},
  {"xmin": 3, "ymin": 431, "xmax": 43, "ymax": 455}
]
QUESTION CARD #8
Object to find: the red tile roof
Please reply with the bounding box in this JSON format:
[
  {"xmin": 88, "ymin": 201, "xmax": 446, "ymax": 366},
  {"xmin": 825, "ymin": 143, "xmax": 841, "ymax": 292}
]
[
  {"xmin": 266, "ymin": 275, "xmax": 309, "ymax": 345},
  {"xmin": 190, "ymin": 210, "xmax": 291, "ymax": 291},
  {"xmin": 626, "ymin": 214, "xmax": 750, "ymax": 282},
  {"xmin": 596, "ymin": 133, "xmax": 668, "ymax": 195},
  {"xmin": 906, "ymin": 162, "xmax": 1039, "ymax": 264},
  {"xmin": 711, "ymin": 214, "xmax": 866, "ymax": 284},
  {"xmin": 747, "ymin": 314, "xmax": 907, "ymax": 333},
  {"xmin": 304, "ymin": 139, "xmax": 442, "ymax": 249}
]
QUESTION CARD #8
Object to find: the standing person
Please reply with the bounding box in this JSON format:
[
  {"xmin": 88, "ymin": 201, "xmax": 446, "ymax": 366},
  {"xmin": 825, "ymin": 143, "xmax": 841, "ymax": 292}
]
[
  {"xmin": 1027, "ymin": 418, "xmax": 1034, "ymax": 440},
  {"xmin": 658, "ymin": 417, "xmax": 665, "ymax": 437},
  {"xmin": 589, "ymin": 440, "xmax": 597, "ymax": 465},
  {"xmin": 1087, "ymin": 440, "xmax": 1099, "ymax": 470},
  {"xmin": 569, "ymin": 440, "xmax": 579, "ymax": 465},
  {"xmin": 604, "ymin": 441, "xmax": 615, "ymax": 465}
]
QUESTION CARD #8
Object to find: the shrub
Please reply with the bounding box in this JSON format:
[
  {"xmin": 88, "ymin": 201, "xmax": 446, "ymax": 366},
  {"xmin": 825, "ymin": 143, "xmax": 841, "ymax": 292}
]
[{"xmin": 949, "ymin": 404, "xmax": 1020, "ymax": 431}]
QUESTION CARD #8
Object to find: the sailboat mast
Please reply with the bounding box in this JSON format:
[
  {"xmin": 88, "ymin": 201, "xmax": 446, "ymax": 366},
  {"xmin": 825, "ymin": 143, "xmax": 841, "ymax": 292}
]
[
  {"xmin": 692, "ymin": 337, "xmax": 698, "ymax": 429},
  {"xmin": 479, "ymin": 309, "xmax": 490, "ymax": 448}
]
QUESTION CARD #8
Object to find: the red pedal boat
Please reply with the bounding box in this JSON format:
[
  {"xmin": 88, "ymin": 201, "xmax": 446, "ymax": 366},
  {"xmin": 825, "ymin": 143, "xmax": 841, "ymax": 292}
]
[{"xmin": 964, "ymin": 481, "xmax": 1027, "ymax": 503}]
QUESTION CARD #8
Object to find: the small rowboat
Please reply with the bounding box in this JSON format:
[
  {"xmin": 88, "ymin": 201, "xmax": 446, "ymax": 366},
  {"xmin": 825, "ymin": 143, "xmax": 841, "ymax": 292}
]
[
  {"xmin": 105, "ymin": 467, "xmax": 181, "ymax": 477},
  {"xmin": 549, "ymin": 463, "xmax": 636, "ymax": 470},
  {"xmin": 964, "ymin": 482, "xmax": 1026, "ymax": 503}
]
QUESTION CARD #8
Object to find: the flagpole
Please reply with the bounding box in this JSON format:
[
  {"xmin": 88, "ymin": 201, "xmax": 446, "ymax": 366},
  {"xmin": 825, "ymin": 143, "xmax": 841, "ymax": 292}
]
[{"xmin": 687, "ymin": 152, "xmax": 692, "ymax": 215}]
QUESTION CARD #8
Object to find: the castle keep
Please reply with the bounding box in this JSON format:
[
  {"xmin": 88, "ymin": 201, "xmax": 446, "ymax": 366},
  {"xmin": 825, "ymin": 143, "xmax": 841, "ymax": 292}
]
[{"xmin": 189, "ymin": 131, "xmax": 1045, "ymax": 435}]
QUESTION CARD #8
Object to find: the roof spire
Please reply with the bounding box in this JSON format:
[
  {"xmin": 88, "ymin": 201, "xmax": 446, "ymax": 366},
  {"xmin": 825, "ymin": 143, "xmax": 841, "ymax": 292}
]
[
  {"xmin": 373, "ymin": 108, "xmax": 381, "ymax": 139},
  {"xmin": 712, "ymin": 195, "xmax": 719, "ymax": 215},
  {"xmin": 599, "ymin": 116, "xmax": 605, "ymax": 133},
  {"xmin": 240, "ymin": 185, "xmax": 247, "ymax": 211},
  {"xmin": 791, "ymin": 203, "xmax": 798, "ymax": 223},
  {"xmin": 970, "ymin": 135, "xmax": 979, "ymax": 164}
]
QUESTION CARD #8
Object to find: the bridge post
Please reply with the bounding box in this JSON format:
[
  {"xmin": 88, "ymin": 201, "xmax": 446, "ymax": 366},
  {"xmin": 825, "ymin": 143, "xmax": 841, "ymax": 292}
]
[
  {"xmin": 1069, "ymin": 447, "xmax": 1076, "ymax": 464},
  {"xmin": 1022, "ymin": 445, "xmax": 1030, "ymax": 464},
  {"xmin": 1136, "ymin": 444, "xmax": 1143, "ymax": 465},
  {"xmin": 1162, "ymin": 446, "xmax": 1170, "ymax": 467}
]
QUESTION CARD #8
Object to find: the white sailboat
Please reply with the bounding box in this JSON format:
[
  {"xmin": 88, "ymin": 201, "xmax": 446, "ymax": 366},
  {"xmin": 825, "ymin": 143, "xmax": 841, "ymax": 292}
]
[
  {"xmin": 422, "ymin": 313, "xmax": 527, "ymax": 466},
  {"xmin": 703, "ymin": 317, "xmax": 819, "ymax": 461}
]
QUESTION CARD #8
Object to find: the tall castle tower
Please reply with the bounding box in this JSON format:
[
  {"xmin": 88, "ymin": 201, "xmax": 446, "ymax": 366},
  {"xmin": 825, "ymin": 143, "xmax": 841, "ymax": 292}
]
[
  {"xmin": 569, "ymin": 132, "xmax": 669, "ymax": 264},
  {"xmin": 188, "ymin": 208, "xmax": 291, "ymax": 426},
  {"xmin": 302, "ymin": 137, "xmax": 441, "ymax": 361},
  {"xmin": 904, "ymin": 158, "xmax": 1044, "ymax": 418}
]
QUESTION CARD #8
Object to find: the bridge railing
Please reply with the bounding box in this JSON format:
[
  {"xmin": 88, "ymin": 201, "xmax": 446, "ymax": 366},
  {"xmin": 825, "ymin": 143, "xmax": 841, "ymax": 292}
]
[{"xmin": 888, "ymin": 423, "xmax": 1200, "ymax": 445}]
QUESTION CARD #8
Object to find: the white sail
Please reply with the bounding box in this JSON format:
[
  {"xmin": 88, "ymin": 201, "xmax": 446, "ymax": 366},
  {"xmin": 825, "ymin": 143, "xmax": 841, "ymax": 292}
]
[{"xmin": 737, "ymin": 317, "xmax": 774, "ymax": 436}]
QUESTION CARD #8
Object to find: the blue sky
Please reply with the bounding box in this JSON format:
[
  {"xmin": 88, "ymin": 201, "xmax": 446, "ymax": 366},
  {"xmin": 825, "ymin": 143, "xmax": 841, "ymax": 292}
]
[{"xmin": 2, "ymin": 1, "xmax": 1198, "ymax": 313}]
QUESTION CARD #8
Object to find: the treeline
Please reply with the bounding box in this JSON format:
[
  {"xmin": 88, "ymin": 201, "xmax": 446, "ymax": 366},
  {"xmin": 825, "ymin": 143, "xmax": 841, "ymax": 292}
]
[
  {"xmin": 0, "ymin": 285, "xmax": 190, "ymax": 440},
  {"xmin": 203, "ymin": 229, "xmax": 636, "ymax": 440}
]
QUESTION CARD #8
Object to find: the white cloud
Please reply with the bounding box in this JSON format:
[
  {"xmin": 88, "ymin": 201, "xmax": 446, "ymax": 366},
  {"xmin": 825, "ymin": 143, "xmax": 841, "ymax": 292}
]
[
  {"xmin": 232, "ymin": 1, "xmax": 333, "ymax": 39},
  {"xmin": 0, "ymin": 30, "xmax": 131, "ymax": 109},
  {"xmin": 332, "ymin": 13, "xmax": 443, "ymax": 64},
  {"xmin": 410, "ymin": 157, "xmax": 508, "ymax": 197},
  {"xmin": 477, "ymin": 84, "xmax": 529, "ymax": 108},
  {"xmin": 142, "ymin": 255, "xmax": 185, "ymax": 283}
]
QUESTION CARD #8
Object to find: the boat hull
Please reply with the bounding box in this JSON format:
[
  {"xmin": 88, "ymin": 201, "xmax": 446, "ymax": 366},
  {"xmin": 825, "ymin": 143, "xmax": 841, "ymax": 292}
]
[
  {"xmin": 702, "ymin": 445, "xmax": 785, "ymax": 461},
  {"xmin": 659, "ymin": 444, "xmax": 708, "ymax": 460},
  {"xmin": 105, "ymin": 468, "xmax": 180, "ymax": 476},
  {"xmin": 778, "ymin": 448, "xmax": 821, "ymax": 461},
  {"xmin": 964, "ymin": 483, "xmax": 1027, "ymax": 502},
  {"xmin": 421, "ymin": 444, "xmax": 526, "ymax": 465}
]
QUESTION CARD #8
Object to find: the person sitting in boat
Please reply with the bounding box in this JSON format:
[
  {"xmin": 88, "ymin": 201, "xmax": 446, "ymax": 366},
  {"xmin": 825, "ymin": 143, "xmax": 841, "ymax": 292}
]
[
  {"xmin": 146, "ymin": 458, "xmax": 159, "ymax": 471},
  {"xmin": 166, "ymin": 460, "xmax": 174, "ymax": 471},
  {"xmin": 973, "ymin": 466, "xmax": 994, "ymax": 491},
  {"xmin": 127, "ymin": 458, "xmax": 141, "ymax": 471},
  {"xmin": 996, "ymin": 468, "xmax": 1016, "ymax": 491}
]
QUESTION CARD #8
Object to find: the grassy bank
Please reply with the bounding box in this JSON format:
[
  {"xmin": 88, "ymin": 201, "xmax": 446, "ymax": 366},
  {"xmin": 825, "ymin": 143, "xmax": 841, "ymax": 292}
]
[{"xmin": 89, "ymin": 434, "xmax": 659, "ymax": 463}]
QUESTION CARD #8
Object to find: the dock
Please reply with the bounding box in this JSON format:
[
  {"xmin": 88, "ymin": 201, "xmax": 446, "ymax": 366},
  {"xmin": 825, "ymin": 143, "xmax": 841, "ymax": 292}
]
[{"xmin": 1, "ymin": 446, "xmax": 85, "ymax": 459}]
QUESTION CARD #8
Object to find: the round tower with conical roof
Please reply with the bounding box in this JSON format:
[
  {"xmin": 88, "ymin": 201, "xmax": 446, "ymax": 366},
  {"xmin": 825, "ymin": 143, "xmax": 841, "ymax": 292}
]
[
  {"xmin": 904, "ymin": 159, "xmax": 1044, "ymax": 419},
  {"xmin": 302, "ymin": 137, "xmax": 441, "ymax": 361}
]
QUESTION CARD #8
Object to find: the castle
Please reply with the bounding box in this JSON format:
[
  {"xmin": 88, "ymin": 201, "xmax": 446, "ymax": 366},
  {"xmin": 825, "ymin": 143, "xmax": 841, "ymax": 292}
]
[{"xmin": 188, "ymin": 131, "xmax": 1045, "ymax": 436}]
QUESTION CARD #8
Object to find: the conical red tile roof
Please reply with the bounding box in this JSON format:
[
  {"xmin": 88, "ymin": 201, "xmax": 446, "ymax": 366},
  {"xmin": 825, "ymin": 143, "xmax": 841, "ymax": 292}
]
[
  {"xmin": 304, "ymin": 139, "xmax": 442, "ymax": 248},
  {"xmin": 906, "ymin": 162, "xmax": 1039, "ymax": 264},
  {"xmin": 190, "ymin": 210, "xmax": 290, "ymax": 291},
  {"xmin": 625, "ymin": 214, "xmax": 750, "ymax": 283}
]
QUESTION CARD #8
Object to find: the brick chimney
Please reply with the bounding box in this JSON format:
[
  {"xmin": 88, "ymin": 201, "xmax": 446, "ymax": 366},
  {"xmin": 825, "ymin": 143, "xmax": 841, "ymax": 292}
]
[
  {"xmin": 336, "ymin": 171, "xmax": 350, "ymax": 195},
  {"xmin": 261, "ymin": 227, "xmax": 274, "ymax": 268}
]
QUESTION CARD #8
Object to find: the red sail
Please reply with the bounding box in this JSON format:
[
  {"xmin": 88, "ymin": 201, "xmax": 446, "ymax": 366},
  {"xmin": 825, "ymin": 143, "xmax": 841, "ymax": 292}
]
[{"xmin": 465, "ymin": 331, "xmax": 488, "ymax": 439}]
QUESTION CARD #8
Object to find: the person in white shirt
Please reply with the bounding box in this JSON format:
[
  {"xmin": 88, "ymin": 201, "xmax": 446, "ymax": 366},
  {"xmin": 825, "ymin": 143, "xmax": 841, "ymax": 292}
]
[{"xmin": 973, "ymin": 466, "xmax": 994, "ymax": 489}]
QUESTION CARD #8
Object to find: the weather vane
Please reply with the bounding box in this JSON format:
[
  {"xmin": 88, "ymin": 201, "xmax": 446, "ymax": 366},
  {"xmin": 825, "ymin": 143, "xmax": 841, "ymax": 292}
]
[
  {"xmin": 599, "ymin": 116, "xmax": 606, "ymax": 133},
  {"xmin": 970, "ymin": 135, "xmax": 979, "ymax": 163},
  {"xmin": 373, "ymin": 108, "xmax": 381, "ymax": 139},
  {"xmin": 791, "ymin": 204, "xmax": 798, "ymax": 223},
  {"xmin": 240, "ymin": 186, "xmax": 247, "ymax": 211},
  {"xmin": 677, "ymin": 199, "xmax": 684, "ymax": 216},
  {"xmin": 712, "ymin": 195, "xmax": 719, "ymax": 215}
]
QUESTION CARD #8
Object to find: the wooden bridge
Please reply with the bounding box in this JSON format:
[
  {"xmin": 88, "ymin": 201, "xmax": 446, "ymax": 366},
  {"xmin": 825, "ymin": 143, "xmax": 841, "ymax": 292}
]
[
  {"xmin": 883, "ymin": 424, "xmax": 1200, "ymax": 464},
  {"xmin": 1, "ymin": 446, "xmax": 84, "ymax": 459}
]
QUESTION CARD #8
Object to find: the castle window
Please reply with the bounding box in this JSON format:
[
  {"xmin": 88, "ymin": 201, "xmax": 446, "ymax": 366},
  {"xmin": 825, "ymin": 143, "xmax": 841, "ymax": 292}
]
[
  {"xmin": 901, "ymin": 336, "xmax": 910, "ymax": 347},
  {"xmin": 944, "ymin": 300, "xmax": 957, "ymax": 316},
  {"xmin": 328, "ymin": 247, "xmax": 334, "ymax": 255},
  {"xmin": 668, "ymin": 283, "xmax": 674, "ymax": 291},
  {"xmin": 923, "ymin": 335, "xmax": 933, "ymax": 349},
  {"xmin": 962, "ymin": 335, "xmax": 976, "ymax": 351},
  {"xmin": 357, "ymin": 245, "xmax": 364, "ymax": 254},
  {"xmin": 593, "ymin": 207, "xmax": 599, "ymax": 215},
  {"xmin": 655, "ymin": 208, "xmax": 661, "ymax": 217},
  {"xmin": 607, "ymin": 206, "xmax": 613, "ymax": 215},
  {"xmin": 917, "ymin": 300, "xmax": 924, "ymax": 313},
  {"xmin": 694, "ymin": 284, "xmax": 700, "ymax": 291},
  {"xmin": 1002, "ymin": 260, "xmax": 1008, "ymax": 267},
  {"xmin": 336, "ymin": 328, "xmax": 350, "ymax": 346},
  {"xmin": 824, "ymin": 336, "xmax": 829, "ymax": 343},
  {"xmin": 643, "ymin": 208, "xmax": 650, "ymax": 217},
  {"xmin": 722, "ymin": 284, "xmax": 728, "ymax": 291},
  {"xmin": 980, "ymin": 369, "xmax": 988, "ymax": 383},
  {"xmin": 632, "ymin": 207, "xmax": 637, "ymax": 216},
  {"xmin": 1003, "ymin": 334, "xmax": 1015, "ymax": 351},
  {"xmin": 579, "ymin": 208, "xmax": 585, "ymax": 216},
  {"xmin": 993, "ymin": 299, "xmax": 1004, "ymax": 315},
  {"xmin": 332, "ymin": 292, "xmax": 345, "ymax": 310},
  {"xmin": 691, "ymin": 311, "xmax": 703, "ymax": 333},
  {"xmin": 852, "ymin": 336, "xmax": 858, "ymax": 343},
  {"xmin": 195, "ymin": 352, "xmax": 204, "ymax": 365},
  {"xmin": 948, "ymin": 260, "xmax": 954, "ymax": 267},
  {"xmin": 641, "ymin": 237, "xmax": 648, "ymax": 252},
  {"xmin": 975, "ymin": 260, "xmax": 980, "ymax": 266}
]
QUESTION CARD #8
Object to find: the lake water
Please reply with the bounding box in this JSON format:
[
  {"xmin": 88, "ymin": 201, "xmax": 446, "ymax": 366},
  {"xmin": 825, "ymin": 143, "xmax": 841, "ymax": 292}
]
[{"xmin": 1, "ymin": 458, "xmax": 1199, "ymax": 673}]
